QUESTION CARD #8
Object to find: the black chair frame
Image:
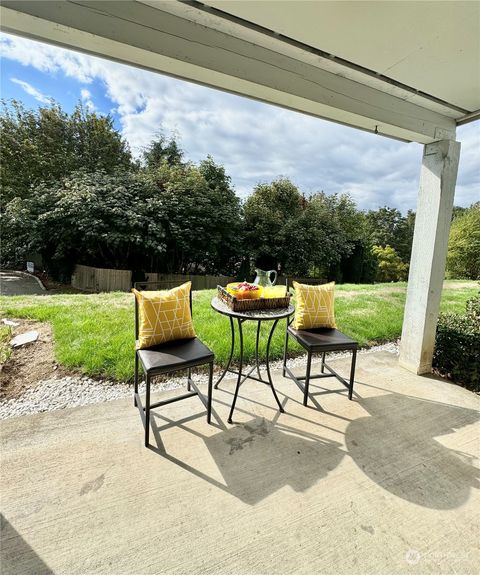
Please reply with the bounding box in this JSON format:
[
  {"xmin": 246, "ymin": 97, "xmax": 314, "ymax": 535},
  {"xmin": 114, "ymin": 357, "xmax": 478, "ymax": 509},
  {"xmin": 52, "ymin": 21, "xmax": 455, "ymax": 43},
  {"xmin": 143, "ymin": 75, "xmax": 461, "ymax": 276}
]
[
  {"xmin": 134, "ymin": 281, "xmax": 214, "ymax": 446},
  {"xmin": 282, "ymin": 280, "xmax": 358, "ymax": 407}
]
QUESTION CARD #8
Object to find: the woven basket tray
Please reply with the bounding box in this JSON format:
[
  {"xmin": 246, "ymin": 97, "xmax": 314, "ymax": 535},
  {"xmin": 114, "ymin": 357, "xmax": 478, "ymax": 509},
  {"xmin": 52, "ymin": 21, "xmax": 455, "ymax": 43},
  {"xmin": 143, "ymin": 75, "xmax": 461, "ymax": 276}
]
[{"xmin": 217, "ymin": 285, "xmax": 291, "ymax": 312}]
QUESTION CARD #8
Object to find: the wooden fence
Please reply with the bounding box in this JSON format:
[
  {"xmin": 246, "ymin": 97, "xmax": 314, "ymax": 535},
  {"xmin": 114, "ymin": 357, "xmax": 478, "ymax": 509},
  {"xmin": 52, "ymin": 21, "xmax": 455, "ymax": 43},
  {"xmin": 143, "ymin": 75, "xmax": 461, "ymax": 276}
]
[
  {"xmin": 71, "ymin": 265, "xmax": 132, "ymax": 292},
  {"xmin": 71, "ymin": 265, "xmax": 326, "ymax": 293},
  {"xmin": 144, "ymin": 273, "xmax": 236, "ymax": 290},
  {"xmin": 71, "ymin": 265, "xmax": 235, "ymax": 292}
]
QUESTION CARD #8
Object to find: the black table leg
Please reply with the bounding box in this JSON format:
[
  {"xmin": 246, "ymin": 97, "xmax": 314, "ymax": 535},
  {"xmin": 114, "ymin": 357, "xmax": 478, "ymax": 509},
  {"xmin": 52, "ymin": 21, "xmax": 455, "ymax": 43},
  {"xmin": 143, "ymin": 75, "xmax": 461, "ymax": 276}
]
[
  {"xmin": 265, "ymin": 319, "xmax": 284, "ymax": 412},
  {"xmin": 215, "ymin": 316, "xmax": 235, "ymax": 389},
  {"xmin": 282, "ymin": 322, "xmax": 289, "ymax": 378},
  {"xmin": 228, "ymin": 318, "xmax": 244, "ymax": 423},
  {"xmin": 255, "ymin": 320, "xmax": 262, "ymax": 380}
]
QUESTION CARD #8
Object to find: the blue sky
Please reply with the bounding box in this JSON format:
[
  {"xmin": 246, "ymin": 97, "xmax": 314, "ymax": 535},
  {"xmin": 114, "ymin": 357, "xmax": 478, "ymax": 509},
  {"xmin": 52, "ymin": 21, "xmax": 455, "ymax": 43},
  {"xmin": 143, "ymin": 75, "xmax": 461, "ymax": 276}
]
[{"xmin": 1, "ymin": 32, "xmax": 478, "ymax": 213}]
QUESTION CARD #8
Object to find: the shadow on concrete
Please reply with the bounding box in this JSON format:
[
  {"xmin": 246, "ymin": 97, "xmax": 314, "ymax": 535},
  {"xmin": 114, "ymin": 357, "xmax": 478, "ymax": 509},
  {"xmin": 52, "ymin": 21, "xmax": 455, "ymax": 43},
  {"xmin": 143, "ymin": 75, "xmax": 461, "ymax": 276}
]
[
  {"xmin": 204, "ymin": 417, "xmax": 345, "ymax": 505},
  {"xmin": 346, "ymin": 393, "xmax": 480, "ymax": 509},
  {"xmin": 149, "ymin": 402, "xmax": 346, "ymax": 505},
  {"xmin": 148, "ymin": 384, "xmax": 479, "ymax": 509},
  {"xmin": 0, "ymin": 513, "xmax": 54, "ymax": 575}
]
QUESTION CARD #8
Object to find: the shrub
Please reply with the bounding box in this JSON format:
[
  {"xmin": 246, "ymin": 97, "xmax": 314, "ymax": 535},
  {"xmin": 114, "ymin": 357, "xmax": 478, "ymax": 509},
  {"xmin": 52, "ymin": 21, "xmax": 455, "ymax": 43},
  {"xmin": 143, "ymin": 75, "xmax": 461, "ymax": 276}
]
[{"xmin": 433, "ymin": 293, "xmax": 480, "ymax": 391}]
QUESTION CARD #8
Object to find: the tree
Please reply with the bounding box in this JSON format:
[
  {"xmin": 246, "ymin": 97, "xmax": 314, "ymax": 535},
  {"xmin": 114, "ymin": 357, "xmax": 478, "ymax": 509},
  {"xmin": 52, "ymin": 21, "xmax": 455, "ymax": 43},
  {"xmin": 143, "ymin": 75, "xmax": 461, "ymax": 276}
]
[
  {"xmin": 306, "ymin": 192, "xmax": 360, "ymax": 277},
  {"xmin": 243, "ymin": 181, "xmax": 363, "ymax": 278},
  {"xmin": 446, "ymin": 203, "xmax": 480, "ymax": 279},
  {"xmin": 143, "ymin": 134, "xmax": 184, "ymax": 169},
  {"xmin": 451, "ymin": 205, "xmax": 468, "ymax": 220},
  {"xmin": 334, "ymin": 240, "xmax": 378, "ymax": 283},
  {"xmin": 363, "ymin": 206, "xmax": 415, "ymax": 263},
  {"xmin": 243, "ymin": 178, "xmax": 304, "ymax": 272},
  {"xmin": 198, "ymin": 156, "xmax": 243, "ymax": 273},
  {"xmin": 0, "ymin": 100, "xmax": 132, "ymax": 203},
  {"xmin": 371, "ymin": 245, "xmax": 408, "ymax": 282},
  {"xmin": 146, "ymin": 159, "xmax": 242, "ymax": 274},
  {"xmin": 395, "ymin": 209, "xmax": 416, "ymax": 262},
  {"xmin": 1, "ymin": 170, "xmax": 164, "ymax": 280}
]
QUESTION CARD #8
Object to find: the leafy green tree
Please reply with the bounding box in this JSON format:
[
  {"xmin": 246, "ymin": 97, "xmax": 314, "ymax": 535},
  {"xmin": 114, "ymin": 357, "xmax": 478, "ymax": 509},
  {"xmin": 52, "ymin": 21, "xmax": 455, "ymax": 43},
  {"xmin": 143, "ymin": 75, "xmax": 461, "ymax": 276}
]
[
  {"xmin": 451, "ymin": 206, "xmax": 468, "ymax": 220},
  {"xmin": 0, "ymin": 100, "xmax": 132, "ymax": 203},
  {"xmin": 333, "ymin": 240, "xmax": 378, "ymax": 283},
  {"xmin": 395, "ymin": 209, "xmax": 416, "ymax": 262},
  {"xmin": 1, "ymin": 170, "xmax": 163, "ymax": 280},
  {"xmin": 143, "ymin": 134, "xmax": 184, "ymax": 168},
  {"xmin": 198, "ymin": 156, "xmax": 243, "ymax": 272},
  {"xmin": 363, "ymin": 206, "xmax": 415, "ymax": 263},
  {"xmin": 147, "ymin": 159, "xmax": 242, "ymax": 274},
  {"xmin": 244, "ymin": 181, "xmax": 362, "ymax": 278},
  {"xmin": 446, "ymin": 203, "xmax": 480, "ymax": 279},
  {"xmin": 372, "ymin": 245, "xmax": 408, "ymax": 282},
  {"xmin": 300, "ymin": 192, "xmax": 359, "ymax": 277},
  {"xmin": 243, "ymin": 178, "xmax": 303, "ymax": 272}
]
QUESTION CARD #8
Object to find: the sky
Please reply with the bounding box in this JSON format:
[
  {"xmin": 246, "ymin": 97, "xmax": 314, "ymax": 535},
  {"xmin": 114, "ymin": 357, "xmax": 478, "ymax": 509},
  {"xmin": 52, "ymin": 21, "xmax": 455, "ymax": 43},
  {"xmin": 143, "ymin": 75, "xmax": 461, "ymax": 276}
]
[{"xmin": 1, "ymin": 32, "xmax": 478, "ymax": 213}]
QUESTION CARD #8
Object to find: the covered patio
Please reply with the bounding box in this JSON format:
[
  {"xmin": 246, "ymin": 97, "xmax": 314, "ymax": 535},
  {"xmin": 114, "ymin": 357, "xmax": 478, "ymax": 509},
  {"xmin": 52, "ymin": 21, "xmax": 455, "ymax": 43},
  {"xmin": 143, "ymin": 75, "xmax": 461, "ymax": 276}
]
[
  {"xmin": 1, "ymin": 0, "xmax": 479, "ymax": 375},
  {"xmin": 2, "ymin": 353, "xmax": 479, "ymax": 574},
  {"xmin": 1, "ymin": 2, "xmax": 479, "ymax": 574}
]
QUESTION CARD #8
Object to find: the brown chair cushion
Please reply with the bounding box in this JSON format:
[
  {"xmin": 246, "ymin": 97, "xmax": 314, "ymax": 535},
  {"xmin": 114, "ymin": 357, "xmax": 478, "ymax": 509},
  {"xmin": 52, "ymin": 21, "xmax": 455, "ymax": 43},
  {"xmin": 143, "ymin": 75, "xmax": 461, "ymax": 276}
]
[
  {"xmin": 137, "ymin": 337, "xmax": 214, "ymax": 375},
  {"xmin": 288, "ymin": 326, "xmax": 358, "ymax": 352}
]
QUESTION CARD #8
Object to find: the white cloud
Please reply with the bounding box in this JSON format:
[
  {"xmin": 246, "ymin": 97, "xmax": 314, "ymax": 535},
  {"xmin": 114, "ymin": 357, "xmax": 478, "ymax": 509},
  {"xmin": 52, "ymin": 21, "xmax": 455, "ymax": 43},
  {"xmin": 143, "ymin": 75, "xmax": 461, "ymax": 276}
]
[
  {"xmin": 1, "ymin": 32, "xmax": 478, "ymax": 212},
  {"xmin": 80, "ymin": 88, "xmax": 96, "ymax": 111},
  {"xmin": 456, "ymin": 122, "xmax": 480, "ymax": 207},
  {"xmin": 10, "ymin": 77, "xmax": 50, "ymax": 104},
  {"xmin": 1, "ymin": 34, "xmax": 97, "ymax": 83}
]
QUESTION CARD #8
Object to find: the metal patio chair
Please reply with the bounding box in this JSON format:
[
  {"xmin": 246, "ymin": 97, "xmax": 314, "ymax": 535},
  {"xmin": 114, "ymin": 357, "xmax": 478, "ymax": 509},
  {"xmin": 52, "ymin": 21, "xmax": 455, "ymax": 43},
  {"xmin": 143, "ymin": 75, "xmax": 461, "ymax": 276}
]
[
  {"xmin": 134, "ymin": 281, "xmax": 214, "ymax": 447},
  {"xmin": 282, "ymin": 280, "xmax": 358, "ymax": 406}
]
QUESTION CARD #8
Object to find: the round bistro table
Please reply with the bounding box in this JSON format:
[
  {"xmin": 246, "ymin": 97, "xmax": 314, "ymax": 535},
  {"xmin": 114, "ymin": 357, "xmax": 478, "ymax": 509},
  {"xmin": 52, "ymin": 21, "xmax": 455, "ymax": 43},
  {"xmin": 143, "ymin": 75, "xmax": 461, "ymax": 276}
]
[{"xmin": 211, "ymin": 297, "xmax": 295, "ymax": 423}]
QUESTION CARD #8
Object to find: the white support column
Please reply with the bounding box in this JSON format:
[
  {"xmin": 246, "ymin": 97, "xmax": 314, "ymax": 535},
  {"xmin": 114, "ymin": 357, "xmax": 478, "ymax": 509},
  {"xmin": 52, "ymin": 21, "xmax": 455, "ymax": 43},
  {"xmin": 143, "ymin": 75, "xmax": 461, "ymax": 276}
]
[{"xmin": 399, "ymin": 139, "xmax": 461, "ymax": 375}]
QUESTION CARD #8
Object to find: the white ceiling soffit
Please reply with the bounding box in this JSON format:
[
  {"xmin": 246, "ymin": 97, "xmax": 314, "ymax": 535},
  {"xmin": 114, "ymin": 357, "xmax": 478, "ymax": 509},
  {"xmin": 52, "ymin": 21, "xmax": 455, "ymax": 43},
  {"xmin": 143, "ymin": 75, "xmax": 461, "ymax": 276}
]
[
  {"xmin": 203, "ymin": 0, "xmax": 480, "ymax": 114},
  {"xmin": 1, "ymin": 1, "xmax": 477, "ymax": 144}
]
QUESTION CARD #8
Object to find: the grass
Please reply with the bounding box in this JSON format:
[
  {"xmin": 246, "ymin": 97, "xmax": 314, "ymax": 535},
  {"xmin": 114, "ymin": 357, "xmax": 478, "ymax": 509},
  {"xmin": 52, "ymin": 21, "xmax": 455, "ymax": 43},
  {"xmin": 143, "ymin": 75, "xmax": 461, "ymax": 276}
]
[{"xmin": 0, "ymin": 281, "xmax": 477, "ymax": 381}]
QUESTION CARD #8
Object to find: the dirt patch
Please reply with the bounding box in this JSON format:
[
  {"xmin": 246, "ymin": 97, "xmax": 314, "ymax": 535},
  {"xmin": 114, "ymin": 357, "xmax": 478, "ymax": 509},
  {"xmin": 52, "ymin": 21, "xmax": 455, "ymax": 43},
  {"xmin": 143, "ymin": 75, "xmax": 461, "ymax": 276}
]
[
  {"xmin": 0, "ymin": 319, "xmax": 73, "ymax": 400},
  {"xmin": 34, "ymin": 273, "xmax": 84, "ymax": 294}
]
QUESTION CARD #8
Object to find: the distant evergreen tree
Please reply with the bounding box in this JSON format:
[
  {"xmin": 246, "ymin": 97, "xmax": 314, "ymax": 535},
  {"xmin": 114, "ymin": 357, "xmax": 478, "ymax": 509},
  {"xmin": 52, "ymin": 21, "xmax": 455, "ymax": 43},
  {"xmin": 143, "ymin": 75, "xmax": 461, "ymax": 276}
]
[{"xmin": 143, "ymin": 134, "xmax": 184, "ymax": 168}]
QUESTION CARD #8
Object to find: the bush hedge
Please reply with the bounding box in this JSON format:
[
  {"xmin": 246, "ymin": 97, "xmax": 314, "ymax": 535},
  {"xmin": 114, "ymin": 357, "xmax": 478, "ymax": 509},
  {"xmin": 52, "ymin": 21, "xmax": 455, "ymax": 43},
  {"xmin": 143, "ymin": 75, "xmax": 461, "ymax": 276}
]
[{"xmin": 433, "ymin": 293, "xmax": 480, "ymax": 392}]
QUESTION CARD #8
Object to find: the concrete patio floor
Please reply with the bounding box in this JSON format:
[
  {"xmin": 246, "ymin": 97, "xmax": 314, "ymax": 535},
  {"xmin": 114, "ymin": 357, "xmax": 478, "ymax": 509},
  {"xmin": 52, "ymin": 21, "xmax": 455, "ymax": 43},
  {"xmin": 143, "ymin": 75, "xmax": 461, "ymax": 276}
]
[{"xmin": 1, "ymin": 351, "xmax": 479, "ymax": 575}]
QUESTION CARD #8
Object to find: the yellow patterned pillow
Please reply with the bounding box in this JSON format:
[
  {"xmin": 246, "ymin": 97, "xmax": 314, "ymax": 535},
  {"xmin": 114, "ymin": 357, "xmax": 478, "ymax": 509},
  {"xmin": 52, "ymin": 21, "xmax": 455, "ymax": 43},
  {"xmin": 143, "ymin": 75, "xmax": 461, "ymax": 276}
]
[
  {"xmin": 132, "ymin": 282, "xmax": 196, "ymax": 349},
  {"xmin": 293, "ymin": 281, "xmax": 336, "ymax": 330}
]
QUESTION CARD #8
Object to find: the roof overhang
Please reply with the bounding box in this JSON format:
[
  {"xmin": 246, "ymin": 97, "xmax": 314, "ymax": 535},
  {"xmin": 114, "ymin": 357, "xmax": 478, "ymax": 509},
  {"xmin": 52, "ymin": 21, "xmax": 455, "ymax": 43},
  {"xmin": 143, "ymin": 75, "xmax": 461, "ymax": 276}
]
[{"xmin": 1, "ymin": 1, "xmax": 479, "ymax": 144}]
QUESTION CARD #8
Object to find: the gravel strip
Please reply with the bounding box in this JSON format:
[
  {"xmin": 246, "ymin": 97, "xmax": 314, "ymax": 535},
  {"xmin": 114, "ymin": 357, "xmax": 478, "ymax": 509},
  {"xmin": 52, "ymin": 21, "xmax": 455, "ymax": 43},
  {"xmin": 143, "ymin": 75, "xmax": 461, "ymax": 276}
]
[{"xmin": 0, "ymin": 342, "xmax": 399, "ymax": 419}]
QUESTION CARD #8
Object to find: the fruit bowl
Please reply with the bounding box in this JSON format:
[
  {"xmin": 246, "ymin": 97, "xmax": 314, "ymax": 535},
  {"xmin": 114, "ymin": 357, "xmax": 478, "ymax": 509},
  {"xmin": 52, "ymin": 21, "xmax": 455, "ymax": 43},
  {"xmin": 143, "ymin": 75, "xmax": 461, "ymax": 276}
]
[
  {"xmin": 226, "ymin": 282, "xmax": 240, "ymax": 295},
  {"xmin": 227, "ymin": 282, "xmax": 262, "ymax": 300},
  {"xmin": 217, "ymin": 285, "xmax": 291, "ymax": 312}
]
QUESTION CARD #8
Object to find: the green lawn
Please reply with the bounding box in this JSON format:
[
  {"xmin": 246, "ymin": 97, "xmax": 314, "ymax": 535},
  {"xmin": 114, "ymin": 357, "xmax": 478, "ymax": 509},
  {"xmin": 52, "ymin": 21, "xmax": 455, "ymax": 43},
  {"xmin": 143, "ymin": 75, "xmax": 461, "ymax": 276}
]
[{"xmin": 1, "ymin": 281, "xmax": 477, "ymax": 381}]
